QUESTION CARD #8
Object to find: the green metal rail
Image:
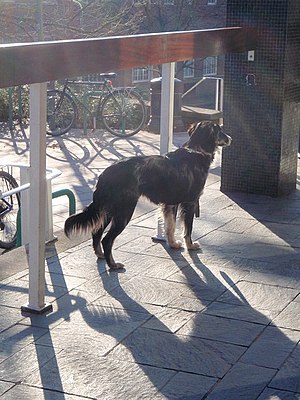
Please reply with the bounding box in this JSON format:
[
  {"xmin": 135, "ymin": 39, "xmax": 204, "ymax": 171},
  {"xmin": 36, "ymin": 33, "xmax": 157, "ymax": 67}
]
[{"xmin": 16, "ymin": 188, "xmax": 76, "ymax": 247}]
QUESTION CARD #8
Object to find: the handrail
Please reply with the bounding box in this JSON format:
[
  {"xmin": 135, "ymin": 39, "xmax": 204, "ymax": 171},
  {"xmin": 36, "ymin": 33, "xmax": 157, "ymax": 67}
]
[
  {"xmin": 182, "ymin": 76, "xmax": 224, "ymax": 111},
  {"xmin": 0, "ymin": 27, "xmax": 256, "ymax": 89},
  {"xmin": 182, "ymin": 76, "xmax": 221, "ymax": 98}
]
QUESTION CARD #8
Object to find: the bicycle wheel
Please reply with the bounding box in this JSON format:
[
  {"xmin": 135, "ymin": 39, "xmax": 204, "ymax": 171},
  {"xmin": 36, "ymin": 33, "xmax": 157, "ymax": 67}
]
[
  {"xmin": 101, "ymin": 88, "xmax": 146, "ymax": 138},
  {"xmin": 0, "ymin": 171, "xmax": 20, "ymax": 249},
  {"xmin": 47, "ymin": 90, "xmax": 76, "ymax": 136}
]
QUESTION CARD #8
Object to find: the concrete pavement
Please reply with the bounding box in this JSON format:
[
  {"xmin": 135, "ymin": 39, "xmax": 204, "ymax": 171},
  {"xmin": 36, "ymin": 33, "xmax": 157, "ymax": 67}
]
[{"xmin": 0, "ymin": 125, "xmax": 300, "ymax": 399}]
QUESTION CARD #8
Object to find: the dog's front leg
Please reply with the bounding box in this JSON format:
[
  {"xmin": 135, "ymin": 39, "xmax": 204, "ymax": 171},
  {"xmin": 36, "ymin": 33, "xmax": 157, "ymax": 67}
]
[
  {"xmin": 181, "ymin": 202, "xmax": 200, "ymax": 250},
  {"xmin": 162, "ymin": 204, "xmax": 182, "ymax": 249}
]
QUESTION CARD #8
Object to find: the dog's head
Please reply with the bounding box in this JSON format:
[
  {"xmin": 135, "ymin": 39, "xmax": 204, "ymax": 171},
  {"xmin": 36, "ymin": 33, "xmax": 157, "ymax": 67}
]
[{"xmin": 185, "ymin": 121, "xmax": 232, "ymax": 155}]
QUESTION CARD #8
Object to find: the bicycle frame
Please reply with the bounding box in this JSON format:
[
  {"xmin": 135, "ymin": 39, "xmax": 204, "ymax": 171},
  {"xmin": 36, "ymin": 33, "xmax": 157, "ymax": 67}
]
[
  {"xmin": 55, "ymin": 78, "xmax": 138, "ymax": 115},
  {"xmin": 0, "ymin": 197, "xmax": 12, "ymax": 219},
  {"xmin": 47, "ymin": 74, "xmax": 146, "ymax": 137},
  {"xmin": 58, "ymin": 78, "xmax": 113, "ymax": 119}
]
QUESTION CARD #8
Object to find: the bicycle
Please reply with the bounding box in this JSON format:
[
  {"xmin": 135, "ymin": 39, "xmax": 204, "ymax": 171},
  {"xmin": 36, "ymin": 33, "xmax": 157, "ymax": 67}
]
[
  {"xmin": 46, "ymin": 73, "xmax": 147, "ymax": 138},
  {"xmin": 0, "ymin": 169, "xmax": 21, "ymax": 249}
]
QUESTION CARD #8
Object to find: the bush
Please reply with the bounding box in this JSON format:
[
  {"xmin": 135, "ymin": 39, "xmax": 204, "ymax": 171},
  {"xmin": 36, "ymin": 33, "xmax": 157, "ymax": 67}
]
[{"xmin": 0, "ymin": 86, "xmax": 30, "ymax": 122}]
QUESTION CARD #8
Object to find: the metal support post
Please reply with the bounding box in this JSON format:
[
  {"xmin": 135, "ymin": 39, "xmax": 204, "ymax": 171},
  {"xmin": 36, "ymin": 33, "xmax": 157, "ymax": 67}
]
[
  {"xmin": 153, "ymin": 62, "xmax": 175, "ymax": 241},
  {"xmin": 21, "ymin": 82, "xmax": 52, "ymax": 314}
]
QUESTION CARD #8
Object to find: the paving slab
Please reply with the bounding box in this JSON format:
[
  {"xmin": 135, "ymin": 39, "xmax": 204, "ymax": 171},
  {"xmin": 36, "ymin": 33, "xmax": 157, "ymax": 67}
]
[
  {"xmin": 240, "ymin": 326, "xmax": 300, "ymax": 369},
  {"xmin": 206, "ymin": 362, "xmax": 277, "ymax": 400},
  {"xmin": 108, "ymin": 326, "xmax": 245, "ymax": 378},
  {"xmin": 24, "ymin": 347, "xmax": 175, "ymax": 399},
  {"xmin": 203, "ymin": 301, "xmax": 278, "ymax": 325},
  {"xmin": 177, "ymin": 312, "xmax": 265, "ymax": 346},
  {"xmin": 0, "ymin": 323, "xmax": 49, "ymax": 363},
  {"xmin": 216, "ymin": 281, "xmax": 299, "ymax": 312},
  {"xmin": 269, "ymin": 344, "xmax": 300, "ymax": 393},
  {"xmin": 1, "ymin": 385, "xmax": 84, "ymax": 400},
  {"xmin": 272, "ymin": 301, "xmax": 300, "ymax": 331},
  {"xmin": 257, "ymin": 388, "xmax": 300, "ymax": 399},
  {"xmin": 153, "ymin": 372, "xmax": 218, "ymax": 400}
]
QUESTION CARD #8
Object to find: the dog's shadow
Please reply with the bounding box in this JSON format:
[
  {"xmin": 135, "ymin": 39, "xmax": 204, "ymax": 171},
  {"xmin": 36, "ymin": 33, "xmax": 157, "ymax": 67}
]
[{"xmin": 82, "ymin": 244, "xmax": 295, "ymax": 398}]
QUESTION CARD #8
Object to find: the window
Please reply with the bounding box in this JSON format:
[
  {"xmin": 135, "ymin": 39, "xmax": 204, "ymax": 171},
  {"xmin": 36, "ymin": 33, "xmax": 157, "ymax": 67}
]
[
  {"xmin": 207, "ymin": 0, "xmax": 217, "ymax": 4},
  {"xmin": 183, "ymin": 60, "xmax": 195, "ymax": 78},
  {"xmin": 132, "ymin": 67, "xmax": 150, "ymax": 82},
  {"xmin": 203, "ymin": 56, "xmax": 217, "ymax": 76}
]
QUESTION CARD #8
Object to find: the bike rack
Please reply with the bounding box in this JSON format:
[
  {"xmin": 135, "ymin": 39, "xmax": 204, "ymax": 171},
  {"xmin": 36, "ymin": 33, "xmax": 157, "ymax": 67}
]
[
  {"xmin": 0, "ymin": 164, "xmax": 75, "ymax": 247},
  {"xmin": 16, "ymin": 187, "xmax": 76, "ymax": 247}
]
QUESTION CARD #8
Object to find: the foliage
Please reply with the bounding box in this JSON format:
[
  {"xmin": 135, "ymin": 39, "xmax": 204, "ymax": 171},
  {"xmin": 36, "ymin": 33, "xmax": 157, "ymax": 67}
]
[
  {"xmin": 0, "ymin": 0, "xmax": 142, "ymax": 42},
  {"xmin": 133, "ymin": 0, "xmax": 217, "ymax": 33},
  {"xmin": 0, "ymin": 86, "xmax": 30, "ymax": 122}
]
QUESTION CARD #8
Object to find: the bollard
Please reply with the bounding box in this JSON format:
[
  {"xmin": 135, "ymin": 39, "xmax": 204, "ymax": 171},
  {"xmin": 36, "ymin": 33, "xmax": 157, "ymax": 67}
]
[{"xmin": 147, "ymin": 77, "xmax": 185, "ymax": 134}]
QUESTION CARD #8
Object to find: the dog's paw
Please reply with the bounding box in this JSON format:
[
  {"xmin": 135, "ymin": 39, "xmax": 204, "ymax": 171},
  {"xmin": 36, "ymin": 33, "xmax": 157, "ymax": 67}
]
[
  {"xmin": 169, "ymin": 240, "xmax": 183, "ymax": 249},
  {"xmin": 109, "ymin": 262, "xmax": 125, "ymax": 270},
  {"xmin": 187, "ymin": 241, "xmax": 200, "ymax": 250}
]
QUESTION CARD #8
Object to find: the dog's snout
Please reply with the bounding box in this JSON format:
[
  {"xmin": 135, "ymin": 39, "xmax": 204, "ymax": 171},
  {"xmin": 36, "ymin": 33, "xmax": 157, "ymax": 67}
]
[
  {"xmin": 225, "ymin": 134, "xmax": 232, "ymax": 145},
  {"xmin": 218, "ymin": 130, "xmax": 232, "ymax": 147}
]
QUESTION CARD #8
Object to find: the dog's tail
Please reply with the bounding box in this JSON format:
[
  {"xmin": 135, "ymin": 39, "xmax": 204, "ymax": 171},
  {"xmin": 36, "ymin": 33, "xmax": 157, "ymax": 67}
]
[{"xmin": 64, "ymin": 202, "xmax": 106, "ymax": 238}]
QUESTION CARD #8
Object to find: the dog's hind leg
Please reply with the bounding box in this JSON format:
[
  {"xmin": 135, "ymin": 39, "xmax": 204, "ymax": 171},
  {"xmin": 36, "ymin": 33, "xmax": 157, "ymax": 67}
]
[
  {"xmin": 101, "ymin": 206, "xmax": 136, "ymax": 270},
  {"xmin": 162, "ymin": 204, "xmax": 182, "ymax": 249},
  {"xmin": 180, "ymin": 202, "xmax": 200, "ymax": 250},
  {"xmin": 92, "ymin": 217, "xmax": 111, "ymax": 259}
]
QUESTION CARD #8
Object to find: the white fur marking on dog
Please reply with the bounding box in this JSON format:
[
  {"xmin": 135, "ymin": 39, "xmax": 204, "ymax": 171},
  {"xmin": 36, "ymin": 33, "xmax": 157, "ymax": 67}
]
[
  {"xmin": 164, "ymin": 209, "xmax": 182, "ymax": 249},
  {"xmin": 66, "ymin": 212, "xmax": 107, "ymax": 239},
  {"xmin": 91, "ymin": 213, "xmax": 107, "ymax": 235}
]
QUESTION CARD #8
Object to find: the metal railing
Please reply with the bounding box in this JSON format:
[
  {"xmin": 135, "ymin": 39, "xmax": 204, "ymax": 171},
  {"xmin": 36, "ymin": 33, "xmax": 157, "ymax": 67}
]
[
  {"xmin": 182, "ymin": 76, "xmax": 224, "ymax": 112},
  {"xmin": 0, "ymin": 164, "xmax": 69, "ymax": 246}
]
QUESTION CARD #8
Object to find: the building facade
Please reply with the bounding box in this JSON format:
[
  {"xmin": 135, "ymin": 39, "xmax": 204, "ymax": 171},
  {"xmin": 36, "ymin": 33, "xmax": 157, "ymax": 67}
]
[{"xmin": 0, "ymin": 0, "xmax": 226, "ymax": 106}]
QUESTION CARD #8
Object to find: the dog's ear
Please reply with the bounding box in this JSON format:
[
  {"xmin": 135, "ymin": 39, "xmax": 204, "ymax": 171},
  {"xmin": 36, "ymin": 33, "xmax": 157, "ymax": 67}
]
[{"xmin": 187, "ymin": 122, "xmax": 199, "ymax": 137}]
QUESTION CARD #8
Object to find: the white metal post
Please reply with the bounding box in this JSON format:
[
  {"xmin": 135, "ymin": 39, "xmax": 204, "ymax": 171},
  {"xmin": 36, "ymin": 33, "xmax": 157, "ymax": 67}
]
[
  {"xmin": 220, "ymin": 78, "xmax": 224, "ymax": 112},
  {"xmin": 21, "ymin": 82, "xmax": 52, "ymax": 314},
  {"xmin": 45, "ymin": 179, "xmax": 55, "ymax": 243},
  {"xmin": 159, "ymin": 62, "xmax": 175, "ymax": 155},
  {"xmin": 153, "ymin": 62, "xmax": 175, "ymax": 241},
  {"xmin": 215, "ymin": 79, "xmax": 220, "ymax": 111}
]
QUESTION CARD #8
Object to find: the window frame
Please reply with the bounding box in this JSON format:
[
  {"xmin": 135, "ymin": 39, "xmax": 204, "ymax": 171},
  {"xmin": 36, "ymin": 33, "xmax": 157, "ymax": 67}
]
[
  {"xmin": 132, "ymin": 66, "xmax": 151, "ymax": 83},
  {"xmin": 203, "ymin": 56, "xmax": 218, "ymax": 76},
  {"xmin": 183, "ymin": 59, "xmax": 195, "ymax": 79}
]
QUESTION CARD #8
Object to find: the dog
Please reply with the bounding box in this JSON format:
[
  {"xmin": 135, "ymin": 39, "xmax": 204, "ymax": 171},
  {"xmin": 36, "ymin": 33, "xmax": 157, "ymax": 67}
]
[{"xmin": 64, "ymin": 121, "xmax": 231, "ymax": 270}]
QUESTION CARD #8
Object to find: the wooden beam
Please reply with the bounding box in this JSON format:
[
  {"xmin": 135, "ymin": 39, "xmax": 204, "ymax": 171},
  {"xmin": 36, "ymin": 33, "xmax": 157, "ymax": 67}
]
[{"xmin": 0, "ymin": 27, "xmax": 256, "ymax": 88}]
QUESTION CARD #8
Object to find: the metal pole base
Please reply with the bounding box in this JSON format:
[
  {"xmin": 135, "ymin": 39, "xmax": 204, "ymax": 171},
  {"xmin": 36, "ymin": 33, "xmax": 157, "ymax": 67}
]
[
  {"xmin": 21, "ymin": 302, "xmax": 53, "ymax": 315},
  {"xmin": 151, "ymin": 235, "xmax": 167, "ymax": 243}
]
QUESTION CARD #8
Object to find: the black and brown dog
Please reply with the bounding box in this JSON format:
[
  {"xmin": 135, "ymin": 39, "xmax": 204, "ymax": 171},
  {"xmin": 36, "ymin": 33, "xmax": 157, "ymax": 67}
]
[{"xmin": 64, "ymin": 121, "xmax": 231, "ymax": 269}]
